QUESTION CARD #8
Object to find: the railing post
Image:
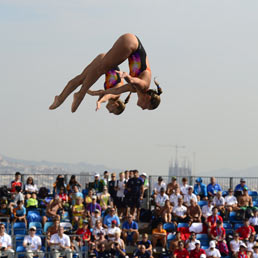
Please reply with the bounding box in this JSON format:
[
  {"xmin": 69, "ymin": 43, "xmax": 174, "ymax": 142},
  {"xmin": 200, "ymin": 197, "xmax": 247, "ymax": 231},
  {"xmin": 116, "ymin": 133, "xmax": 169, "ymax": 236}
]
[
  {"xmin": 189, "ymin": 176, "xmax": 193, "ymax": 186},
  {"xmin": 230, "ymin": 177, "xmax": 233, "ymax": 189},
  {"xmin": 147, "ymin": 176, "xmax": 152, "ymax": 210}
]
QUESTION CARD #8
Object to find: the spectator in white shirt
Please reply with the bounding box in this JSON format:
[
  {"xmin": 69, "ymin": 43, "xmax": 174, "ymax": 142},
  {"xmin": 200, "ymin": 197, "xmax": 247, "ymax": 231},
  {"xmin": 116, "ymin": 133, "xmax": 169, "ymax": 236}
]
[
  {"xmin": 205, "ymin": 240, "xmax": 221, "ymax": 258},
  {"xmin": 153, "ymin": 177, "xmax": 166, "ymax": 199},
  {"xmin": 23, "ymin": 226, "xmax": 43, "ymax": 258},
  {"xmin": 213, "ymin": 191, "xmax": 225, "ymax": 214},
  {"xmin": 169, "ymin": 186, "xmax": 182, "ymax": 207},
  {"xmin": 0, "ymin": 223, "xmax": 14, "ymax": 258},
  {"xmin": 173, "ymin": 197, "xmax": 187, "ymax": 223},
  {"xmin": 230, "ymin": 233, "xmax": 243, "ymax": 256},
  {"xmin": 249, "ymin": 210, "xmax": 258, "ymax": 233},
  {"xmin": 185, "ymin": 232, "xmax": 200, "ymax": 252},
  {"xmin": 202, "ymin": 198, "xmax": 214, "ymax": 219},
  {"xmin": 106, "ymin": 220, "xmax": 121, "ymax": 242},
  {"xmin": 180, "ymin": 177, "xmax": 189, "ymax": 196},
  {"xmin": 183, "ymin": 186, "xmax": 197, "ymax": 207},
  {"xmin": 224, "ymin": 188, "xmax": 238, "ymax": 213},
  {"xmin": 155, "ymin": 188, "xmax": 169, "ymax": 216},
  {"xmin": 49, "ymin": 226, "xmax": 72, "ymax": 258},
  {"xmin": 24, "ymin": 177, "xmax": 38, "ymax": 197}
]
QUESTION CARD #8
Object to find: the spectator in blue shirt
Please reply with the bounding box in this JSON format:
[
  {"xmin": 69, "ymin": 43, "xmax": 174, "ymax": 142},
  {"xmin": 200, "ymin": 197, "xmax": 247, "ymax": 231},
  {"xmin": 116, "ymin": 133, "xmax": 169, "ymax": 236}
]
[
  {"xmin": 103, "ymin": 207, "xmax": 120, "ymax": 228},
  {"xmin": 234, "ymin": 178, "xmax": 248, "ymax": 194},
  {"xmin": 122, "ymin": 215, "xmax": 139, "ymax": 245},
  {"xmin": 133, "ymin": 245, "xmax": 150, "ymax": 258},
  {"xmin": 207, "ymin": 177, "xmax": 222, "ymax": 197},
  {"xmin": 194, "ymin": 177, "xmax": 208, "ymax": 200}
]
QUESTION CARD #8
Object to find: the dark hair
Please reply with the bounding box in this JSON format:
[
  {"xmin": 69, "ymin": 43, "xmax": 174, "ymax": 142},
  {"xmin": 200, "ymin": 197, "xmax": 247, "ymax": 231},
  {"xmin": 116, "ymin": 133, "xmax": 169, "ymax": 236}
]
[
  {"xmin": 26, "ymin": 177, "xmax": 34, "ymax": 185},
  {"xmin": 15, "ymin": 186, "xmax": 22, "ymax": 192},
  {"xmin": 147, "ymin": 77, "xmax": 162, "ymax": 110},
  {"xmin": 15, "ymin": 172, "xmax": 21, "ymax": 176}
]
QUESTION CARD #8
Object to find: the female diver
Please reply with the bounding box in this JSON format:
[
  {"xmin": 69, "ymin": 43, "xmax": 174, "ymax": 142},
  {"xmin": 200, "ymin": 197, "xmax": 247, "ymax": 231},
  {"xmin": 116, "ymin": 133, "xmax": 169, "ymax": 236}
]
[{"xmin": 49, "ymin": 33, "xmax": 162, "ymax": 113}]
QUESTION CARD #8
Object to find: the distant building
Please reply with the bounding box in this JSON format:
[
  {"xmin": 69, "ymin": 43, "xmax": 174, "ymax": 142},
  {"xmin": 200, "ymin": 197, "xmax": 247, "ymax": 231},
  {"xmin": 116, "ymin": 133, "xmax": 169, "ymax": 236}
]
[{"xmin": 168, "ymin": 159, "xmax": 192, "ymax": 178}]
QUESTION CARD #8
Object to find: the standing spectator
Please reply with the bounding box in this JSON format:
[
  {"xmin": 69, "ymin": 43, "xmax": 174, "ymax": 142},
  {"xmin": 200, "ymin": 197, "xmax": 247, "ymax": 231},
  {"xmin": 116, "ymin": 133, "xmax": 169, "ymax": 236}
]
[
  {"xmin": 230, "ymin": 233, "xmax": 243, "ymax": 257},
  {"xmin": 13, "ymin": 200, "xmax": 27, "ymax": 227},
  {"xmin": 205, "ymin": 241, "xmax": 221, "ymax": 258},
  {"xmin": 249, "ymin": 210, "xmax": 258, "ymax": 233},
  {"xmin": 0, "ymin": 222, "xmax": 15, "ymax": 258},
  {"xmin": 23, "ymin": 226, "xmax": 43, "ymax": 258},
  {"xmin": 10, "ymin": 172, "xmax": 23, "ymax": 193},
  {"xmin": 193, "ymin": 177, "xmax": 208, "ymax": 200},
  {"xmin": 155, "ymin": 187, "xmax": 169, "ymax": 216},
  {"xmin": 151, "ymin": 222, "xmax": 167, "ymax": 253},
  {"xmin": 167, "ymin": 177, "xmax": 179, "ymax": 196},
  {"xmin": 115, "ymin": 172, "xmax": 126, "ymax": 218},
  {"xmin": 202, "ymin": 198, "xmax": 214, "ymax": 219},
  {"xmin": 234, "ymin": 178, "xmax": 248, "ymax": 195},
  {"xmin": 108, "ymin": 173, "xmax": 117, "ymax": 205},
  {"xmin": 237, "ymin": 243, "xmax": 248, "ymax": 258},
  {"xmin": 153, "ymin": 176, "xmax": 166, "ymax": 199},
  {"xmin": 126, "ymin": 170, "xmax": 144, "ymax": 221},
  {"xmin": 67, "ymin": 175, "xmax": 81, "ymax": 193},
  {"xmin": 173, "ymin": 197, "xmax": 188, "ymax": 223},
  {"xmin": 24, "ymin": 177, "xmax": 38, "ymax": 196},
  {"xmin": 225, "ymin": 188, "xmax": 238, "ymax": 213},
  {"xmin": 186, "ymin": 233, "xmax": 200, "ymax": 252},
  {"xmin": 103, "ymin": 208, "xmax": 120, "ymax": 228},
  {"xmin": 207, "ymin": 177, "xmax": 222, "ymax": 197},
  {"xmin": 89, "ymin": 173, "xmax": 103, "ymax": 194},
  {"xmin": 180, "ymin": 177, "xmax": 189, "ymax": 196},
  {"xmin": 184, "ymin": 186, "xmax": 198, "ymax": 207},
  {"xmin": 86, "ymin": 195, "xmax": 101, "ymax": 215},
  {"xmin": 98, "ymin": 186, "xmax": 112, "ymax": 211},
  {"xmin": 49, "ymin": 226, "xmax": 72, "ymax": 258},
  {"xmin": 236, "ymin": 218, "xmax": 255, "ymax": 241},
  {"xmin": 100, "ymin": 171, "xmax": 110, "ymax": 187},
  {"xmin": 122, "ymin": 215, "xmax": 139, "ymax": 245},
  {"xmin": 169, "ymin": 186, "xmax": 182, "ymax": 207},
  {"xmin": 190, "ymin": 242, "xmax": 206, "ymax": 258},
  {"xmin": 173, "ymin": 241, "xmax": 190, "ymax": 258},
  {"xmin": 187, "ymin": 199, "xmax": 202, "ymax": 223},
  {"xmin": 53, "ymin": 175, "xmax": 66, "ymax": 196}
]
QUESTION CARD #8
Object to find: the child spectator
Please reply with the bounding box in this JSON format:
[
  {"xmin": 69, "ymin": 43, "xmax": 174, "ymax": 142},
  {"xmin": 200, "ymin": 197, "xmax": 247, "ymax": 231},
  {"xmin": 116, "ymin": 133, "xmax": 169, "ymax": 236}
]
[
  {"xmin": 26, "ymin": 193, "xmax": 38, "ymax": 210},
  {"xmin": 13, "ymin": 200, "xmax": 27, "ymax": 227}
]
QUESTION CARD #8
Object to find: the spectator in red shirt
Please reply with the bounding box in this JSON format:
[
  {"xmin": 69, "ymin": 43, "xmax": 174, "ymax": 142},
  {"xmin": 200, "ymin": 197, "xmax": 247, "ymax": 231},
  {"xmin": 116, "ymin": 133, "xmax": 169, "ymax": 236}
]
[
  {"xmin": 237, "ymin": 243, "xmax": 248, "ymax": 258},
  {"xmin": 190, "ymin": 242, "xmax": 206, "ymax": 258},
  {"xmin": 76, "ymin": 220, "xmax": 91, "ymax": 243},
  {"xmin": 207, "ymin": 207, "xmax": 223, "ymax": 228},
  {"xmin": 209, "ymin": 220, "xmax": 226, "ymax": 241},
  {"xmin": 173, "ymin": 241, "xmax": 190, "ymax": 258},
  {"xmin": 236, "ymin": 218, "xmax": 255, "ymax": 240},
  {"xmin": 10, "ymin": 172, "xmax": 23, "ymax": 193}
]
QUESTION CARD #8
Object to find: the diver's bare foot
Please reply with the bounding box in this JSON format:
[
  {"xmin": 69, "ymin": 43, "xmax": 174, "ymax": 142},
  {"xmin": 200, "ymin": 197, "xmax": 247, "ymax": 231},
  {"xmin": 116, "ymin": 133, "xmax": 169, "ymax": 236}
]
[
  {"xmin": 49, "ymin": 96, "xmax": 62, "ymax": 110},
  {"xmin": 71, "ymin": 92, "xmax": 83, "ymax": 112}
]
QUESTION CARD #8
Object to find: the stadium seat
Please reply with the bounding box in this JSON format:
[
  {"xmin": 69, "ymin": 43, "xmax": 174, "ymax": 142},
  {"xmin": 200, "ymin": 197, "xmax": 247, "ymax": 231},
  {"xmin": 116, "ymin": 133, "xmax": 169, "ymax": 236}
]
[
  {"xmin": 197, "ymin": 201, "xmax": 207, "ymax": 208},
  {"xmin": 29, "ymin": 222, "xmax": 42, "ymax": 229},
  {"xmin": 43, "ymin": 221, "xmax": 53, "ymax": 233},
  {"xmin": 13, "ymin": 222, "xmax": 26, "ymax": 229},
  {"xmin": 61, "ymin": 211, "xmax": 70, "ymax": 222},
  {"xmin": 252, "ymin": 196, "xmax": 258, "ymax": 202},
  {"xmin": 201, "ymin": 245, "xmax": 209, "ymax": 250},
  {"xmin": 196, "ymin": 234, "xmax": 209, "ymax": 246},
  {"xmin": 222, "ymin": 191, "xmax": 228, "ymax": 197},
  {"xmin": 163, "ymin": 222, "xmax": 176, "ymax": 232},
  {"xmin": 177, "ymin": 223, "xmax": 189, "ymax": 228},
  {"xmin": 253, "ymin": 201, "xmax": 258, "ymax": 207},
  {"xmin": 249, "ymin": 191, "xmax": 258, "ymax": 197},
  {"xmin": 16, "ymin": 245, "xmax": 26, "ymax": 258},
  {"xmin": 229, "ymin": 211, "xmax": 243, "ymax": 223},
  {"xmin": 223, "ymin": 222, "xmax": 233, "ymax": 230},
  {"xmin": 234, "ymin": 223, "xmax": 244, "ymax": 230},
  {"xmin": 27, "ymin": 211, "xmax": 42, "ymax": 223}
]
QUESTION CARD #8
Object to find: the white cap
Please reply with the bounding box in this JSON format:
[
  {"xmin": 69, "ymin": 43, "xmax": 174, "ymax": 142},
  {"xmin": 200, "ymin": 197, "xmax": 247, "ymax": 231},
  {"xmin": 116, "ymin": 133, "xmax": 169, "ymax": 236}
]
[
  {"xmin": 209, "ymin": 241, "xmax": 216, "ymax": 248},
  {"xmin": 94, "ymin": 173, "xmax": 100, "ymax": 177},
  {"xmin": 200, "ymin": 255, "xmax": 206, "ymax": 258},
  {"xmin": 141, "ymin": 172, "xmax": 147, "ymax": 177},
  {"xmin": 240, "ymin": 243, "xmax": 247, "ymax": 248}
]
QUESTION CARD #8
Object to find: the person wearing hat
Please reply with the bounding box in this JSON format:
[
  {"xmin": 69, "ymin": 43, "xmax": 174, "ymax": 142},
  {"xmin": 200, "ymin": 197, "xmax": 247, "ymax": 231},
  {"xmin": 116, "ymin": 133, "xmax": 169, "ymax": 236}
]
[
  {"xmin": 0, "ymin": 223, "xmax": 14, "ymax": 258},
  {"xmin": 252, "ymin": 244, "xmax": 258, "ymax": 258},
  {"xmin": 201, "ymin": 198, "xmax": 214, "ymax": 219},
  {"xmin": 193, "ymin": 177, "xmax": 208, "ymax": 200},
  {"xmin": 90, "ymin": 208, "xmax": 102, "ymax": 228},
  {"xmin": 189, "ymin": 241, "xmax": 206, "ymax": 258},
  {"xmin": 237, "ymin": 186, "xmax": 253, "ymax": 211},
  {"xmin": 107, "ymin": 220, "xmax": 121, "ymax": 242},
  {"xmin": 86, "ymin": 195, "xmax": 101, "ymax": 215},
  {"xmin": 205, "ymin": 240, "xmax": 221, "ymax": 257},
  {"xmin": 76, "ymin": 220, "xmax": 91, "ymax": 251},
  {"xmin": 155, "ymin": 187, "xmax": 169, "ymax": 216},
  {"xmin": 153, "ymin": 176, "xmax": 166, "ymax": 199},
  {"xmin": 115, "ymin": 172, "xmax": 126, "ymax": 219},
  {"xmin": 140, "ymin": 172, "xmax": 149, "ymax": 198},
  {"xmin": 234, "ymin": 178, "xmax": 248, "ymax": 195},
  {"xmin": 23, "ymin": 226, "xmax": 44, "ymax": 258},
  {"xmin": 88, "ymin": 173, "xmax": 104, "ymax": 194},
  {"xmin": 237, "ymin": 243, "xmax": 248, "ymax": 258},
  {"xmin": 224, "ymin": 188, "xmax": 238, "ymax": 213},
  {"xmin": 183, "ymin": 186, "xmax": 198, "ymax": 207},
  {"xmin": 166, "ymin": 176, "xmax": 179, "ymax": 196}
]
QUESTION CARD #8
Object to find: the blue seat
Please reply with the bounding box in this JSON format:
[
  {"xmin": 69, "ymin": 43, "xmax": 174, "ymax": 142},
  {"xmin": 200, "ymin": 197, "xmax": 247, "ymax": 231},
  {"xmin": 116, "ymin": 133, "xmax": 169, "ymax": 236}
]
[
  {"xmin": 29, "ymin": 222, "xmax": 42, "ymax": 229},
  {"xmin": 197, "ymin": 200, "xmax": 207, "ymax": 208},
  {"xmin": 249, "ymin": 191, "xmax": 258, "ymax": 197},
  {"xmin": 196, "ymin": 234, "xmax": 209, "ymax": 246},
  {"xmin": 27, "ymin": 210, "xmax": 40, "ymax": 217},
  {"xmin": 16, "ymin": 246, "xmax": 26, "ymax": 258},
  {"xmin": 229, "ymin": 211, "xmax": 243, "ymax": 223},
  {"xmin": 14, "ymin": 229, "xmax": 26, "ymax": 240},
  {"xmin": 177, "ymin": 223, "xmax": 189, "ymax": 228},
  {"xmin": 167, "ymin": 233, "xmax": 176, "ymax": 241},
  {"xmin": 234, "ymin": 223, "xmax": 244, "ymax": 230},
  {"xmin": 253, "ymin": 196, "xmax": 258, "ymax": 201},
  {"xmin": 43, "ymin": 221, "xmax": 53, "ymax": 233},
  {"xmin": 163, "ymin": 223, "xmax": 176, "ymax": 232},
  {"xmin": 253, "ymin": 201, "xmax": 258, "ymax": 207},
  {"xmin": 13, "ymin": 222, "xmax": 26, "ymax": 229},
  {"xmin": 223, "ymin": 222, "xmax": 233, "ymax": 230},
  {"xmin": 222, "ymin": 191, "xmax": 228, "ymax": 197},
  {"xmin": 61, "ymin": 211, "xmax": 70, "ymax": 222},
  {"xmin": 201, "ymin": 245, "xmax": 209, "ymax": 250}
]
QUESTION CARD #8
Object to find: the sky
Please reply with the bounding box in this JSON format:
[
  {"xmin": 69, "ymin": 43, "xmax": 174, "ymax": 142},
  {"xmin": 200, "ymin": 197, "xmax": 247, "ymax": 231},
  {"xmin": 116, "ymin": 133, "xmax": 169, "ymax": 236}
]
[{"xmin": 0, "ymin": 0, "xmax": 258, "ymax": 176}]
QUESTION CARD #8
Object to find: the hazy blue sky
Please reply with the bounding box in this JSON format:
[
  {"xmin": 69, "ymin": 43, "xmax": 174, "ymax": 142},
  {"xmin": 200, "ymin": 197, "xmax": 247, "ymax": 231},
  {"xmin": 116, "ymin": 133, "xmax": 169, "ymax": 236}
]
[{"xmin": 1, "ymin": 0, "xmax": 258, "ymax": 175}]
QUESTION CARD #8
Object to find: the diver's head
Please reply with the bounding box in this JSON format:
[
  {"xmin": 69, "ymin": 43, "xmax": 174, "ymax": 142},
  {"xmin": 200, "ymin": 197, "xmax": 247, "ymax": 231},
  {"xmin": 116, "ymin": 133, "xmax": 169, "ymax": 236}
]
[
  {"xmin": 146, "ymin": 77, "xmax": 163, "ymax": 110},
  {"xmin": 106, "ymin": 92, "xmax": 131, "ymax": 115}
]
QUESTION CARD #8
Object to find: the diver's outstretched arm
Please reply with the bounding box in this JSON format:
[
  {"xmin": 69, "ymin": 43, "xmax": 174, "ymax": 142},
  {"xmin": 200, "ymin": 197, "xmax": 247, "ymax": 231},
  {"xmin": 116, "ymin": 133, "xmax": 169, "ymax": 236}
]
[{"xmin": 95, "ymin": 94, "xmax": 119, "ymax": 111}]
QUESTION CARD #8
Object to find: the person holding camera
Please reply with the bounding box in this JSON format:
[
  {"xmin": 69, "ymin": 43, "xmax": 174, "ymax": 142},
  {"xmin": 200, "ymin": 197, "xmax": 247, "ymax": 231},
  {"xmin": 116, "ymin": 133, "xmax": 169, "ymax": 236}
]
[
  {"xmin": 23, "ymin": 226, "xmax": 44, "ymax": 258},
  {"xmin": 49, "ymin": 226, "xmax": 73, "ymax": 258},
  {"xmin": 0, "ymin": 223, "xmax": 14, "ymax": 258}
]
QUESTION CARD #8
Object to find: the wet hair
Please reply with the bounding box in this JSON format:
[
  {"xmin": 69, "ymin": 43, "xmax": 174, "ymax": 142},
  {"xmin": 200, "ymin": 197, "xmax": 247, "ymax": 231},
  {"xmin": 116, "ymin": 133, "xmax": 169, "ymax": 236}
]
[
  {"xmin": 147, "ymin": 77, "xmax": 163, "ymax": 110},
  {"xmin": 110, "ymin": 92, "xmax": 132, "ymax": 115}
]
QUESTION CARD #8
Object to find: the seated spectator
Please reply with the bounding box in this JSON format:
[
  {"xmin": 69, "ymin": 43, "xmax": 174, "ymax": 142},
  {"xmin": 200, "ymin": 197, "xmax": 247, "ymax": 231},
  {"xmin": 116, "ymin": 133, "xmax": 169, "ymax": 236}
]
[
  {"xmin": 94, "ymin": 242, "xmax": 111, "ymax": 257},
  {"xmin": 184, "ymin": 186, "xmax": 197, "ymax": 207},
  {"xmin": 209, "ymin": 220, "xmax": 226, "ymax": 242},
  {"xmin": 9, "ymin": 186, "xmax": 24, "ymax": 212},
  {"xmin": 193, "ymin": 177, "xmax": 208, "ymax": 200},
  {"xmin": 133, "ymin": 244, "xmax": 151, "ymax": 258},
  {"xmin": 10, "ymin": 171, "xmax": 23, "ymax": 193},
  {"xmin": 225, "ymin": 188, "xmax": 238, "ymax": 213},
  {"xmin": 246, "ymin": 235, "xmax": 257, "ymax": 257},
  {"xmin": 162, "ymin": 200, "xmax": 173, "ymax": 223},
  {"xmin": 173, "ymin": 197, "xmax": 187, "ymax": 223},
  {"xmin": 155, "ymin": 187, "xmax": 169, "ymax": 216},
  {"xmin": 85, "ymin": 189, "xmax": 94, "ymax": 205},
  {"xmin": 207, "ymin": 177, "xmax": 222, "ymax": 198},
  {"xmin": 103, "ymin": 207, "xmax": 120, "ymax": 228},
  {"xmin": 110, "ymin": 232, "xmax": 126, "ymax": 258},
  {"xmin": 90, "ymin": 209, "xmax": 102, "ymax": 228},
  {"xmin": 249, "ymin": 209, "xmax": 258, "ymax": 233},
  {"xmin": 153, "ymin": 176, "xmax": 166, "ymax": 200},
  {"xmin": 169, "ymin": 186, "xmax": 182, "ymax": 207},
  {"xmin": 207, "ymin": 207, "xmax": 223, "ymax": 229},
  {"xmin": 95, "ymin": 232, "xmax": 109, "ymax": 251},
  {"xmin": 230, "ymin": 233, "xmax": 243, "ymax": 257},
  {"xmin": 13, "ymin": 200, "xmax": 27, "ymax": 227},
  {"xmin": 151, "ymin": 222, "xmax": 167, "ymax": 253},
  {"xmin": 58, "ymin": 187, "xmax": 69, "ymax": 209},
  {"xmin": 49, "ymin": 226, "xmax": 72, "ymax": 258},
  {"xmin": 137, "ymin": 233, "xmax": 153, "ymax": 257},
  {"xmin": 237, "ymin": 243, "xmax": 248, "ymax": 258},
  {"xmin": 167, "ymin": 176, "xmax": 179, "ymax": 196},
  {"xmin": 47, "ymin": 218, "xmax": 60, "ymax": 243},
  {"xmin": 252, "ymin": 244, "xmax": 258, "ymax": 258},
  {"xmin": 169, "ymin": 232, "xmax": 182, "ymax": 253},
  {"xmin": 173, "ymin": 241, "xmax": 190, "ymax": 258},
  {"xmin": 76, "ymin": 220, "xmax": 91, "ymax": 245},
  {"xmin": 186, "ymin": 232, "xmax": 200, "ymax": 252},
  {"xmin": 0, "ymin": 222, "xmax": 15, "ymax": 258},
  {"xmin": 187, "ymin": 199, "xmax": 202, "ymax": 223},
  {"xmin": 66, "ymin": 175, "xmax": 81, "ymax": 194},
  {"xmin": 122, "ymin": 214, "xmax": 139, "ymax": 245},
  {"xmin": 202, "ymin": 198, "xmax": 214, "ymax": 219},
  {"xmin": 98, "ymin": 186, "xmax": 112, "ymax": 211},
  {"xmin": 23, "ymin": 226, "xmax": 43, "ymax": 258},
  {"xmin": 86, "ymin": 195, "xmax": 101, "ymax": 215},
  {"xmin": 89, "ymin": 173, "xmax": 104, "ymax": 194},
  {"xmin": 69, "ymin": 185, "xmax": 84, "ymax": 205},
  {"xmin": 24, "ymin": 177, "xmax": 38, "ymax": 197},
  {"xmin": 72, "ymin": 196, "xmax": 86, "ymax": 229},
  {"xmin": 0, "ymin": 199, "xmax": 11, "ymax": 222},
  {"xmin": 205, "ymin": 240, "xmax": 221, "ymax": 258},
  {"xmin": 42, "ymin": 196, "xmax": 63, "ymax": 225},
  {"xmin": 237, "ymin": 187, "xmax": 253, "ymax": 210},
  {"xmin": 234, "ymin": 178, "xmax": 247, "ymax": 196},
  {"xmin": 26, "ymin": 193, "xmax": 38, "ymax": 210},
  {"xmin": 92, "ymin": 220, "xmax": 106, "ymax": 241},
  {"xmin": 236, "ymin": 218, "xmax": 255, "ymax": 241},
  {"xmin": 106, "ymin": 220, "xmax": 121, "ymax": 242},
  {"xmin": 53, "ymin": 175, "xmax": 67, "ymax": 196},
  {"xmin": 190, "ymin": 242, "xmax": 206, "ymax": 258},
  {"xmin": 212, "ymin": 191, "xmax": 225, "ymax": 216},
  {"xmin": 180, "ymin": 177, "xmax": 189, "ymax": 196}
]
